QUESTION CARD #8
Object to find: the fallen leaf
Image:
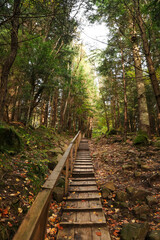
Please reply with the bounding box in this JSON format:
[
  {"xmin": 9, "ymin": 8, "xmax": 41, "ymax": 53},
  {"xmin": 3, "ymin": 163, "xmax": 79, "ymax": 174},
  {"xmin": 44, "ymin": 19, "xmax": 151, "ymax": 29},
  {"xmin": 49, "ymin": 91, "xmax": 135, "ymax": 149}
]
[{"xmin": 96, "ymin": 232, "xmax": 101, "ymax": 236}]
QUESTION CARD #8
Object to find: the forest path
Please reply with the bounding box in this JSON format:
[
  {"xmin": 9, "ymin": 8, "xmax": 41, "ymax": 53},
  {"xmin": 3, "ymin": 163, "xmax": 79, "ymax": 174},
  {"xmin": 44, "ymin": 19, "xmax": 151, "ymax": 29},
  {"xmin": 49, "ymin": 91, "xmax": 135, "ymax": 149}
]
[{"xmin": 57, "ymin": 139, "xmax": 111, "ymax": 240}]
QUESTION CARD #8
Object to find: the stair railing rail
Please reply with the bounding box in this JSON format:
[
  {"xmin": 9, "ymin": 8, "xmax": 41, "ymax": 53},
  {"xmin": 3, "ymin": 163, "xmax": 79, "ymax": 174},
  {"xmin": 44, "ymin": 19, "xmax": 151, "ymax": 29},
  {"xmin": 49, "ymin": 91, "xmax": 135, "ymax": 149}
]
[{"xmin": 13, "ymin": 131, "xmax": 82, "ymax": 240}]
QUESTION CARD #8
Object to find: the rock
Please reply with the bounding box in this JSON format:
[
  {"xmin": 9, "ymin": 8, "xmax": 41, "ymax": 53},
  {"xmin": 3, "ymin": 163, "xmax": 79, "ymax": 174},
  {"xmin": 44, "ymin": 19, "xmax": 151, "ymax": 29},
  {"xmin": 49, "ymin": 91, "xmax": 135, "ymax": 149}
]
[
  {"xmin": 119, "ymin": 202, "xmax": 128, "ymax": 208},
  {"xmin": 120, "ymin": 222, "xmax": 149, "ymax": 240},
  {"xmin": 48, "ymin": 158, "xmax": 58, "ymax": 170},
  {"xmin": 122, "ymin": 164, "xmax": 134, "ymax": 170},
  {"xmin": 146, "ymin": 196, "xmax": 158, "ymax": 206},
  {"xmin": 116, "ymin": 191, "xmax": 128, "ymax": 202},
  {"xmin": 0, "ymin": 127, "xmax": 22, "ymax": 153},
  {"xmin": 141, "ymin": 164, "xmax": 150, "ymax": 170},
  {"xmin": 126, "ymin": 187, "xmax": 135, "ymax": 195},
  {"xmin": 47, "ymin": 147, "xmax": 63, "ymax": 157},
  {"xmin": 127, "ymin": 187, "xmax": 151, "ymax": 201},
  {"xmin": 133, "ymin": 205, "xmax": 149, "ymax": 215},
  {"xmin": 52, "ymin": 187, "xmax": 64, "ymax": 202},
  {"xmin": 103, "ymin": 182, "xmax": 115, "ymax": 191},
  {"xmin": 56, "ymin": 177, "xmax": 65, "ymax": 188},
  {"xmin": 148, "ymin": 230, "xmax": 160, "ymax": 240},
  {"xmin": 139, "ymin": 214, "xmax": 147, "ymax": 220},
  {"xmin": 101, "ymin": 187, "xmax": 111, "ymax": 198}
]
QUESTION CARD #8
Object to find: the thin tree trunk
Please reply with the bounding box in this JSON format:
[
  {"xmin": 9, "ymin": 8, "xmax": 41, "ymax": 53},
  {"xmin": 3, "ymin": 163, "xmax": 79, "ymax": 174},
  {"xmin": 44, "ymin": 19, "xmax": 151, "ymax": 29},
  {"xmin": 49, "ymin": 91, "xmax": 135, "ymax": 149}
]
[
  {"xmin": 0, "ymin": 0, "xmax": 21, "ymax": 120},
  {"xmin": 121, "ymin": 48, "xmax": 128, "ymax": 139}
]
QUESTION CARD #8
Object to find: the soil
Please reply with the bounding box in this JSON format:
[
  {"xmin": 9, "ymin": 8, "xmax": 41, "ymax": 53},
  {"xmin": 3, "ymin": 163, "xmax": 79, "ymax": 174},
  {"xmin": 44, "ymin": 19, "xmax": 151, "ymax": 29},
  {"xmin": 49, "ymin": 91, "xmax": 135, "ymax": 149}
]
[{"xmin": 89, "ymin": 136, "xmax": 160, "ymax": 239}]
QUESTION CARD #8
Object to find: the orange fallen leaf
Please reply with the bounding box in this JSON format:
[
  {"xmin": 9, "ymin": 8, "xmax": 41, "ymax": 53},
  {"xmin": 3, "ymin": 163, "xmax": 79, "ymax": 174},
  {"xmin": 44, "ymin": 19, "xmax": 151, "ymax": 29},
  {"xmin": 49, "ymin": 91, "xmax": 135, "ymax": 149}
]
[
  {"xmin": 96, "ymin": 232, "xmax": 101, "ymax": 236},
  {"xmin": 113, "ymin": 230, "xmax": 119, "ymax": 236}
]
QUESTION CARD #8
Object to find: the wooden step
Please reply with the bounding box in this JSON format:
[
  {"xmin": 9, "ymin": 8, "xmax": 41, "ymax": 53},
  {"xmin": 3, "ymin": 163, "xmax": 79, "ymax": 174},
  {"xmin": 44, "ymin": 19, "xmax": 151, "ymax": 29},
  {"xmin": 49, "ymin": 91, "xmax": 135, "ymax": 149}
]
[
  {"xmin": 67, "ymin": 192, "xmax": 101, "ymax": 200},
  {"xmin": 60, "ymin": 222, "xmax": 107, "ymax": 227},
  {"xmin": 70, "ymin": 177, "xmax": 96, "ymax": 181},
  {"xmin": 73, "ymin": 166, "xmax": 94, "ymax": 169},
  {"xmin": 65, "ymin": 200, "xmax": 102, "ymax": 209},
  {"xmin": 69, "ymin": 186, "xmax": 98, "ymax": 192},
  {"xmin": 57, "ymin": 226, "xmax": 111, "ymax": 240},
  {"xmin": 63, "ymin": 207, "xmax": 102, "ymax": 212}
]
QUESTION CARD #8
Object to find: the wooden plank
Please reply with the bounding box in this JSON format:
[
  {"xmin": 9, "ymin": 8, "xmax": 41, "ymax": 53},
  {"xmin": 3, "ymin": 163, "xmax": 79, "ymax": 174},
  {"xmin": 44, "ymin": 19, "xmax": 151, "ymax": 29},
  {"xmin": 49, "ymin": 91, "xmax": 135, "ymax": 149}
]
[
  {"xmin": 90, "ymin": 211, "xmax": 106, "ymax": 223},
  {"xmin": 89, "ymin": 200, "xmax": 102, "ymax": 208},
  {"xmin": 92, "ymin": 227, "xmax": 111, "ymax": 240},
  {"xmin": 75, "ymin": 227, "xmax": 92, "ymax": 240},
  {"xmin": 61, "ymin": 212, "xmax": 76, "ymax": 223},
  {"xmin": 77, "ymin": 211, "xmax": 91, "ymax": 223},
  {"xmin": 74, "ymin": 166, "xmax": 93, "ymax": 168},
  {"xmin": 69, "ymin": 186, "xmax": 98, "ymax": 192},
  {"xmin": 66, "ymin": 197, "xmax": 100, "ymax": 201},
  {"xmin": 65, "ymin": 201, "xmax": 78, "ymax": 209},
  {"xmin": 60, "ymin": 222, "xmax": 107, "ymax": 227},
  {"xmin": 71, "ymin": 177, "xmax": 96, "ymax": 181},
  {"xmin": 70, "ymin": 182, "xmax": 96, "ymax": 186},
  {"xmin": 63, "ymin": 208, "xmax": 102, "ymax": 212},
  {"xmin": 57, "ymin": 227, "xmax": 74, "ymax": 240}
]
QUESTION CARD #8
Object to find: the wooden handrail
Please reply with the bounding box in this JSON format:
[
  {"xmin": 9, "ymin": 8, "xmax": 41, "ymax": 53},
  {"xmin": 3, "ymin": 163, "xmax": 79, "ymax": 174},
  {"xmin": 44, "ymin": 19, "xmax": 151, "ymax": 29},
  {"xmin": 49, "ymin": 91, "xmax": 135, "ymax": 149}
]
[{"xmin": 13, "ymin": 131, "xmax": 81, "ymax": 240}]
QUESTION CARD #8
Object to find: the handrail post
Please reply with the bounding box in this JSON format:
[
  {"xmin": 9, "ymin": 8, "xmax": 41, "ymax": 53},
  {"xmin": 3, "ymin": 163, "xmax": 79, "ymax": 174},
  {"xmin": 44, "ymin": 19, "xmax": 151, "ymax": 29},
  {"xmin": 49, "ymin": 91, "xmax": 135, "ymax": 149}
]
[
  {"xmin": 65, "ymin": 157, "xmax": 69, "ymax": 196},
  {"xmin": 70, "ymin": 147, "xmax": 73, "ymax": 173}
]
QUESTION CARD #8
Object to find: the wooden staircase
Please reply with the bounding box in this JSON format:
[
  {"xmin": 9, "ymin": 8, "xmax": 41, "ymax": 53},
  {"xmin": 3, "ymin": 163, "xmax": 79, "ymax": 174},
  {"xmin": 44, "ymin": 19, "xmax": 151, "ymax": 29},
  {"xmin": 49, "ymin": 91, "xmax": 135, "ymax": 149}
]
[{"xmin": 57, "ymin": 139, "xmax": 111, "ymax": 240}]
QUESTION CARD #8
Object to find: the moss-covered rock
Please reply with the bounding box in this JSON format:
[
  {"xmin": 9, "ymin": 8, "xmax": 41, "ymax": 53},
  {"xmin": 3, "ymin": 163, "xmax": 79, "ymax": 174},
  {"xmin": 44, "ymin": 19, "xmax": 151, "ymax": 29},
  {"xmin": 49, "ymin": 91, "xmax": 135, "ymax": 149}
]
[
  {"xmin": 0, "ymin": 127, "xmax": 22, "ymax": 154},
  {"xmin": 120, "ymin": 222, "xmax": 149, "ymax": 240},
  {"xmin": 133, "ymin": 133, "xmax": 148, "ymax": 145}
]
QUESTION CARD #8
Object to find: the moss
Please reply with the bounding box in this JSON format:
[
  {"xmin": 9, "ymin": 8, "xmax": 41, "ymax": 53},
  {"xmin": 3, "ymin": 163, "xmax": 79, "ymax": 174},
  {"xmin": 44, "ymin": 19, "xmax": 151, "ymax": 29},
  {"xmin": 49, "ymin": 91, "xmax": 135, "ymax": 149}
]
[
  {"xmin": 0, "ymin": 127, "xmax": 22, "ymax": 154},
  {"xmin": 153, "ymin": 140, "xmax": 160, "ymax": 148},
  {"xmin": 133, "ymin": 133, "xmax": 148, "ymax": 145}
]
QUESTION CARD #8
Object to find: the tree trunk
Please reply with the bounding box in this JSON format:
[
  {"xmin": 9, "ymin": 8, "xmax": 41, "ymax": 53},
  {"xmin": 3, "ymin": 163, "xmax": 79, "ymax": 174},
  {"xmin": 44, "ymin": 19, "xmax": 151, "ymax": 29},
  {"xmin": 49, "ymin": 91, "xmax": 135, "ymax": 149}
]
[
  {"xmin": 135, "ymin": 6, "xmax": 160, "ymax": 132},
  {"xmin": 121, "ymin": 48, "xmax": 128, "ymax": 138},
  {"xmin": 51, "ymin": 89, "xmax": 58, "ymax": 128},
  {"xmin": 0, "ymin": 0, "xmax": 21, "ymax": 120},
  {"xmin": 131, "ymin": 32, "xmax": 150, "ymax": 134}
]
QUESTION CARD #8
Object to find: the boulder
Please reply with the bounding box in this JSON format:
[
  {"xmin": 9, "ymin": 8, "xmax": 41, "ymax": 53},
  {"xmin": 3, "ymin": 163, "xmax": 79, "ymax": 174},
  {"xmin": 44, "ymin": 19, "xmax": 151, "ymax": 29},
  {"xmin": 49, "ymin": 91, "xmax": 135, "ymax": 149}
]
[
  {"xmin": 126, "ymin": 187, "xmax": 151, "ymax": 201},
  {"xmin": 148, "ymin": 230, "xmax": 160, "ymax": 240},
  {"xmin": 48, "ymin": 157, "xmax": 58, "ymax": 170},
  {"xmin": 101, "ymin": 187, "xmax": 111, "ymax": 198},
  {"xmin": 133, "ymin": 205, "xmax": 149, "ymax": 216},
  {"xmin": 56, "ymin": 177, "xmax": 65, "ymax": 188},
  {"xmin": 52, "ymin": 187, "xmax": 64, "ymax": 202},
  {"xmin": 47, "ymin": 147, "xmax": 63, "ymax": 157},
  {"xmin": 116, "ymin": 191, "xmax": 128, "ymax": 202},
  {"xmin": 126, "ymin": 187, "xmax": 135, "ymax": 195},
  {"xmin": 103, "ymin": 182, "xmax": 116, "ymax": 191},
  {"xmin": 0, "ymin": 127, "xmax": 22, "ymax": 153},
  {"xmin": 120, "ymin": 222, "xmax": 149, "ymax": 240},
  {"xmin": 146, "ymin": 196, "xmax": 158, "ymax": 206}
]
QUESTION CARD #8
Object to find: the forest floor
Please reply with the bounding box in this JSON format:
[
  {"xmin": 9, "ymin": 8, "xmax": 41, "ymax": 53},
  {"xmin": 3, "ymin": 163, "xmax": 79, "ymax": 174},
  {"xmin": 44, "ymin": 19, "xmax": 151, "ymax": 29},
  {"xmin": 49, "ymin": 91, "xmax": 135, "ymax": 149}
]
[
  {"xmin": 89, "ymin": 135, "xmax": 160, "ymax": 239},
  {"xmin": 0, "ymin": 124, "xmax": 72, "ymax": 240}
]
